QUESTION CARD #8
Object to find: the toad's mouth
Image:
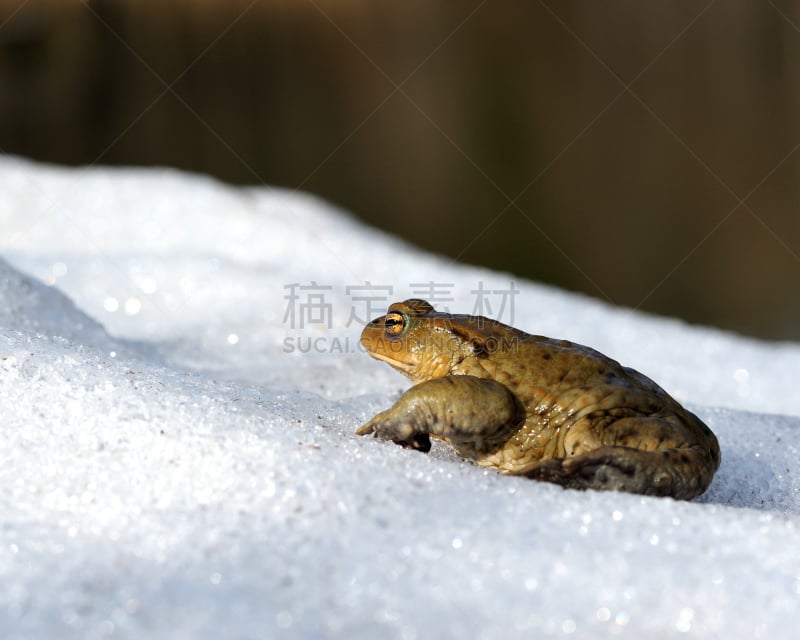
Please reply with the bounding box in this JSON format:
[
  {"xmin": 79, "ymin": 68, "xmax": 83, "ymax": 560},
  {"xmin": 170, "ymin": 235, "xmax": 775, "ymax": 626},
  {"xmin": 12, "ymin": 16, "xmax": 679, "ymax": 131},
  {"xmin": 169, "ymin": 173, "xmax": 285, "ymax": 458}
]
[{"xmin": 367, "ymin": 351, "xmax": 415, "ymax": 373}]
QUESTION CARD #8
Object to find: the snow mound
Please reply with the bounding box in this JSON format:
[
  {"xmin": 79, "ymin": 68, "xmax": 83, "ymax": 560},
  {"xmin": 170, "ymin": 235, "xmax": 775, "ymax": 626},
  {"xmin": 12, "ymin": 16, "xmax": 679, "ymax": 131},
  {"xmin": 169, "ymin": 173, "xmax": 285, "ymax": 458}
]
[
  {"xmin": 0, "ymin": 256, "xmax": 114, "ymax": 348},
  {"xmin": 1, "ymin": 155, "xmax": 800, "ymax": 639}
]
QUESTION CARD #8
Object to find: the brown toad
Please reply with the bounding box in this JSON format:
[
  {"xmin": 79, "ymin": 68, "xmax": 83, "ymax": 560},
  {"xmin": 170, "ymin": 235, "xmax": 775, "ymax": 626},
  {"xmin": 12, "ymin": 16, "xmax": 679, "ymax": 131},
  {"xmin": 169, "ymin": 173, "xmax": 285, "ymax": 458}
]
[{"xmin": 356, "ymin": 299, "xmax": 720, "ymax": 499}]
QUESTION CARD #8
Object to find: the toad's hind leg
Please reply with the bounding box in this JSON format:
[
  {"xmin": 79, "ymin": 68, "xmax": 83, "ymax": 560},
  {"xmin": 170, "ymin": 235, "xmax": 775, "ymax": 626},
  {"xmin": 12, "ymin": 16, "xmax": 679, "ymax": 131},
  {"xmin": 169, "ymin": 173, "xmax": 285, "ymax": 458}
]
[{"xmin": 522, "ymin": 444, "xmax": 718, "ymax": 500}]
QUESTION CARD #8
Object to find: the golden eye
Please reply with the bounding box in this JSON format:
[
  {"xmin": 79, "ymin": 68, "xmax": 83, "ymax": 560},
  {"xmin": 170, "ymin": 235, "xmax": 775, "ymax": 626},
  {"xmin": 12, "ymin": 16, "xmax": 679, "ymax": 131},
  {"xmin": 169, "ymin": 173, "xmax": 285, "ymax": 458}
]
[{"xmin": 383, "ymin": 312, "xmax": 406, "ymax": 336}]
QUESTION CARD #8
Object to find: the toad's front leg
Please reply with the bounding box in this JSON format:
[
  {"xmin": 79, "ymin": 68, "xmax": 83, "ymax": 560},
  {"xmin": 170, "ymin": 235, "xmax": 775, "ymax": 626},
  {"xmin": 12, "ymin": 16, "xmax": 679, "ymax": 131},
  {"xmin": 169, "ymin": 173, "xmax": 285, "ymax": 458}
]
[{"xmin": 356, "ymin": 375, "xmax": 524, "ymax": 456}]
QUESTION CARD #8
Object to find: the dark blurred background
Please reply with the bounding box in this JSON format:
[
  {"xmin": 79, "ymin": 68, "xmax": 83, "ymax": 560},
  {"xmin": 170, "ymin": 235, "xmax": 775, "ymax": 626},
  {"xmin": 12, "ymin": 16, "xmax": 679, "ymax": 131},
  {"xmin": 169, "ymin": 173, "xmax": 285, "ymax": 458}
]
[{"xmin": 1, "ymin": 0, "xmax": 799, "ymax": 340}]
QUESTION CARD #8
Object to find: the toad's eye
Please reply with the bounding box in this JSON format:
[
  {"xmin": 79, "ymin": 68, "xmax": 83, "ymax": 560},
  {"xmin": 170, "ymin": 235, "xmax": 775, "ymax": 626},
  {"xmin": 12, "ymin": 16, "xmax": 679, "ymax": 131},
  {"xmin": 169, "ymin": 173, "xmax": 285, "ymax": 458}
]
[{"xmin": 383, "ymin": 312, "xmax": 406, "ymax": 336}]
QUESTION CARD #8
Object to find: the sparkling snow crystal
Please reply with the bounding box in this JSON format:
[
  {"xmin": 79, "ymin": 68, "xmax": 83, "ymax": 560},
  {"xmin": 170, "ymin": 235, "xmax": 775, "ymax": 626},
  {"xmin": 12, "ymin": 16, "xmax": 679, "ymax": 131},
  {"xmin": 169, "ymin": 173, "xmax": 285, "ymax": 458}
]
[{"xmin": 1, "ymin": 155, "xmax": 799, "ymax": 639}]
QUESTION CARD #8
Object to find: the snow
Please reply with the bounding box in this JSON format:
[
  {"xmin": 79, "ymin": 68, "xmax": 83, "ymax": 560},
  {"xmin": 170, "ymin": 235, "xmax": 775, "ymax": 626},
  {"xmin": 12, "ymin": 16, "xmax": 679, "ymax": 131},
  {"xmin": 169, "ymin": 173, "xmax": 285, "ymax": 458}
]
[{"xmin": 1, "ymin": 154, "xmax": 799, "ymax": 639}]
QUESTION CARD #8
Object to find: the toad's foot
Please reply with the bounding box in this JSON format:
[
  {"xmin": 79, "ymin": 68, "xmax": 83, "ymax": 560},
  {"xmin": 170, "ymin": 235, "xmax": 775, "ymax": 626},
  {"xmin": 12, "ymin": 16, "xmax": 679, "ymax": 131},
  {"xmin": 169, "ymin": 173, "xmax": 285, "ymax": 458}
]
[{"xmin": 356, "ymin": 407, "xmax": 433, "ymax": 451}]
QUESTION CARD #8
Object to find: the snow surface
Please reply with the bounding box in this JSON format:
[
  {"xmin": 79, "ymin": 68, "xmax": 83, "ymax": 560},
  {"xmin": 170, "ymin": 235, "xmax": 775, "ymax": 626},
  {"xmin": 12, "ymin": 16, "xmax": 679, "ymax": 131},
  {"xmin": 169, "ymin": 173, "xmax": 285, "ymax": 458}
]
[{"xmin": 1, "ymin": 154, "xmax": 799, "ymax": 639}]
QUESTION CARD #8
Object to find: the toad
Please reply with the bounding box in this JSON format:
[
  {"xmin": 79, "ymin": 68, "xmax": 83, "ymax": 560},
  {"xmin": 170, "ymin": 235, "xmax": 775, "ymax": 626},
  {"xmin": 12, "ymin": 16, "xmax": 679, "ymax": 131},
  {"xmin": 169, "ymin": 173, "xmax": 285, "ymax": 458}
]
[{"xmin": 356, "ymin": 299, "xmax": 720, "ymax": 499}]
